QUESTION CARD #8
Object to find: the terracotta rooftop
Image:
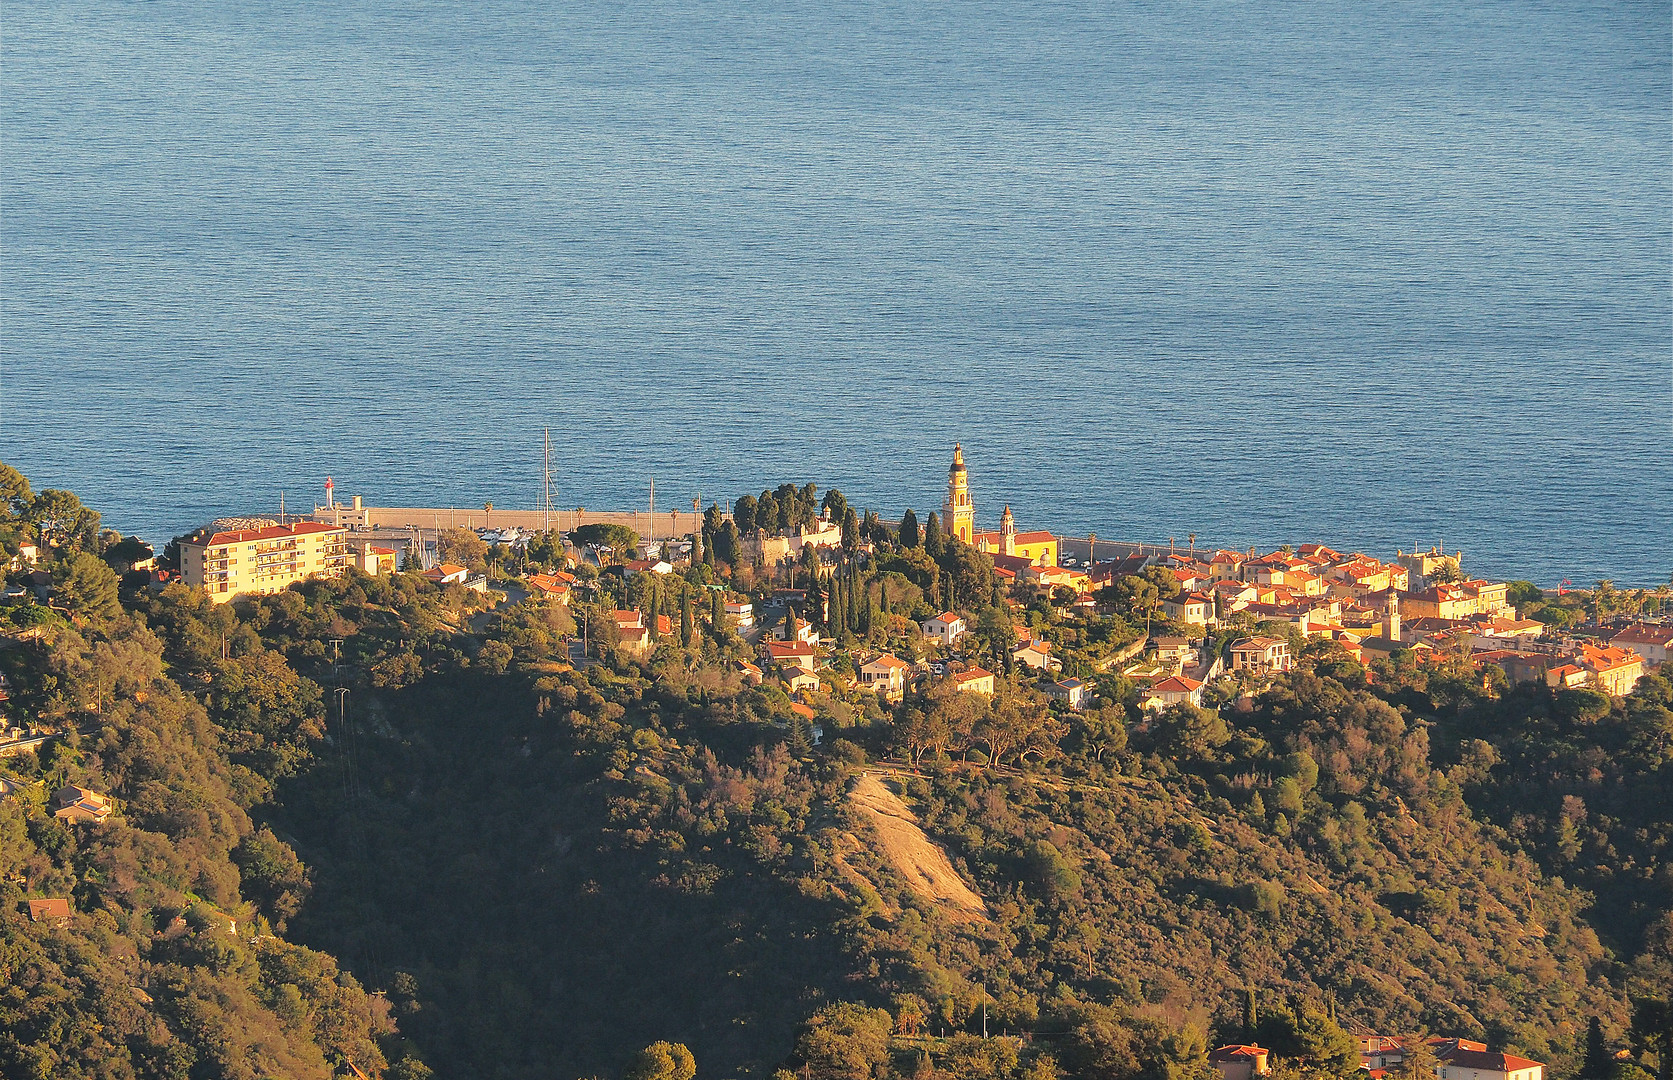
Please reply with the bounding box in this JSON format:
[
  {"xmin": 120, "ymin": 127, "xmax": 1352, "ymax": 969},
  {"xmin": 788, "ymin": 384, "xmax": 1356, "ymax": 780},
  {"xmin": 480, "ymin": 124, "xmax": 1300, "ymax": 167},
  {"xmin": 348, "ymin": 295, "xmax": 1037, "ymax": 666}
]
[{"xmin": 194, "ymin": 521, "xmax": 343, "ymax": 547}]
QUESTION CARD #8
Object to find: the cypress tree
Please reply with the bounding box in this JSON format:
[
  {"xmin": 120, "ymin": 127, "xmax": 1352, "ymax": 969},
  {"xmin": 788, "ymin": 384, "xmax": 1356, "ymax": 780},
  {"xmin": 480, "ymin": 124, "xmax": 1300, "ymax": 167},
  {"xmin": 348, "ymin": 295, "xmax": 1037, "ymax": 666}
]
[
  {"xmin": 647, "ymin": 579, "xmax": 660, "ymax": 643},
  {"xmin": 901, "ymin": 509, "xmax": 920, "ymax": 548},
  {"xmin": 787, "ymin": 715, "xmax": 813, "ymax": 758},
  {"xmin": 848, "ymin": 568, "xmax": 861, "ymax": 630},
  {"xmin": 1584, "ymin": 1017, "xmax": 1610, "ymax": 1079},
  {"xmin": 879, "ymin": 579, "xmax": 890, "ymax": 616},
  {"xmin": 1243, "ymin": 988, "xmax": 1257, "ymax": 1040},
  {"xmin": 710, "ymin": 590, "xmax": 723, "ymax": 630},
  {"xmin": 924, "ymin": 512, "xmax": 942, "ymax": 557},
  {"xmin": 680, "ymin": 592, "xmax": 693, "ymax": 647}
]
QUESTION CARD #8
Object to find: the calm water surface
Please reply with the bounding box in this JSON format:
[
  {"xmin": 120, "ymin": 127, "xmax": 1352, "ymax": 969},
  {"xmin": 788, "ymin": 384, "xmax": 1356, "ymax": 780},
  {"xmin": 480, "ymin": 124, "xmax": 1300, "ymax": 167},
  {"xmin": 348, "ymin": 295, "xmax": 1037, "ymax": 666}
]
[{"xmin": 3, "ymin": 0, "xmax": 1670, "ymax": 584}]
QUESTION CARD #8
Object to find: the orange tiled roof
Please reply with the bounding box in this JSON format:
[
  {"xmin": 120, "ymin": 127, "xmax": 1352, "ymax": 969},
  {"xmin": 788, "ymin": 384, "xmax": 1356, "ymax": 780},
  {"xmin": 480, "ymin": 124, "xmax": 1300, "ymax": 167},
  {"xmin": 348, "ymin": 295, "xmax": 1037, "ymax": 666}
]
[
  {"xmin": 1152, "ymin": 675, "xmax": 1203, "ymax": 692},
  {"xmin": 198, "ymin": 521, "xmax": 343, "ymax": 547}
]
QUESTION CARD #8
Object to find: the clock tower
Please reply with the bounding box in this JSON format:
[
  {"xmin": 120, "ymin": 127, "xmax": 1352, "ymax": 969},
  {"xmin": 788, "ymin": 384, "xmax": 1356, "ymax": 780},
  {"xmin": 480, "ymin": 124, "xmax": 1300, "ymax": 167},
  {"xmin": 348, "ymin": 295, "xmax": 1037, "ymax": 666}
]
[{"xmin": 944, "ymin": 444, "xmax": 975, "ymax": 544}]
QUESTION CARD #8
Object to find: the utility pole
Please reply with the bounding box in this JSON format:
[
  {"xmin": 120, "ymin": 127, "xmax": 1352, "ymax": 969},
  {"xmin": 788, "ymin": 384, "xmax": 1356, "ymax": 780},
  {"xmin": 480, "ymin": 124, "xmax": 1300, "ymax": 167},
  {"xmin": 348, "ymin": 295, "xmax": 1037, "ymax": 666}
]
[{"xmin": 648, "ymin": 477, "xmax": 655, "ymax": 545}]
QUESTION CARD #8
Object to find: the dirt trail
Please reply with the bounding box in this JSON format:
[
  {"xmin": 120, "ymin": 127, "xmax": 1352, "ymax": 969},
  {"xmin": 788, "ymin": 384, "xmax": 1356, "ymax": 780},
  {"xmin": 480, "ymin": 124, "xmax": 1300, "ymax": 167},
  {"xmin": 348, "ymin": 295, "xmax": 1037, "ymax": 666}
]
[{"xmin": 848, "ymin": 773, "xmax": 988, "ymax": 922}]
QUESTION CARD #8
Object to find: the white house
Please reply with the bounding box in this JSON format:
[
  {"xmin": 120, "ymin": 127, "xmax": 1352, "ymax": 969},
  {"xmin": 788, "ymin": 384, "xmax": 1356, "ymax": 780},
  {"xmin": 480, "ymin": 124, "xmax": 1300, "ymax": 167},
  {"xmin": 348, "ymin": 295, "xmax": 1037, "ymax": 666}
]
[
  {"xmin": 1013, "ymin": 640, "xmax": 1060, "ymax": 672},
  {"xmin": 1434, "ymin": 1041, "xmax": 1544, "ymax": 1080},
  {"xmin": 1045, "ymin": 677, "xmax": 1089, "ymax": 710},
  {"xmin": 921, "ymin": 612, "xmax": 966, "ymax": 647},
  {"xmin": 1229, "ymin": 636, "xmax": 1292, "ymax": 674},
  {"xmin": 858, "ymin": 654, "xmax": 910, "ymax": 702},
  {"xmin": 1145, "ymin": 675, "xmax": 1204, "ymax": 711},
  {"xmin": 776, "ymin": 615, "xmax": 819, "ymax": 646}
]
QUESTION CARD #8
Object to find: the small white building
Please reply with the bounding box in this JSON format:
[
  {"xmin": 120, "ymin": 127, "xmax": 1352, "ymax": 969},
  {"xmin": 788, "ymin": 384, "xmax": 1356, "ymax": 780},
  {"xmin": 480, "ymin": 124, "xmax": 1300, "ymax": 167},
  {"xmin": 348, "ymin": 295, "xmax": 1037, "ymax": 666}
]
[
  {"xmin": 1013, "ymin": 639, "xmax": 1060, "ymax": 673},
  {"xmin": 776, "ymin": 615, "xmax": 819, "ymax": 646},
  {"xmin": 1044, "ymin": 677, "xmax": 1089, "ymax": 710},
  {"xmin": 1145, "ymin": 675, "xmax": 1204, "ymax": 711},
  {"xmin": 725, "ymin": 600, "xmax": 754, "ymax": 629},
  {"xmin": 1434, "ymin": 1041, "xmax": 1544, "ymax": 1080},
  {"xmin": 1229, "ymin": 636, "xmax": 1292, "ymax": 674},
  {"xmin": 920, "ymin": 612, "xmax": 966, "ymax": 647},
  {"xmin": 858, "ymin": 654, "xmax": 909, "ymax": 702}
]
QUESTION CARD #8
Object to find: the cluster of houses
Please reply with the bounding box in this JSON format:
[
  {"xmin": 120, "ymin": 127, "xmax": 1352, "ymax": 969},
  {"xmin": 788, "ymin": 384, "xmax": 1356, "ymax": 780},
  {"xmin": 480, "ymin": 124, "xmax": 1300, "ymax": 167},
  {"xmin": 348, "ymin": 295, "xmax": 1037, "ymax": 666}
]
[
  {"xmin": 1062, "ymin": 542, "xmax": 1659, "ymax": 702},
  {"xmin": 577, "ymin": 527, "xmax": 1662, "ymax": 717},
  {"xmin": 1210, "ymin": 1035, "xmax": 1545, "ymax": 1080}
]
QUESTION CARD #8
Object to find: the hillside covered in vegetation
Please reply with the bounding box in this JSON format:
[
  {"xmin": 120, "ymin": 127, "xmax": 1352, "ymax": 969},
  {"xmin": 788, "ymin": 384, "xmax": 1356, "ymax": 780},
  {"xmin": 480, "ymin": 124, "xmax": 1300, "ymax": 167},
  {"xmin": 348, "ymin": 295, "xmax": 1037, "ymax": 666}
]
[{"xmin": 1, "ymin": 463, "xmax": 1669, "ymax": 1080}]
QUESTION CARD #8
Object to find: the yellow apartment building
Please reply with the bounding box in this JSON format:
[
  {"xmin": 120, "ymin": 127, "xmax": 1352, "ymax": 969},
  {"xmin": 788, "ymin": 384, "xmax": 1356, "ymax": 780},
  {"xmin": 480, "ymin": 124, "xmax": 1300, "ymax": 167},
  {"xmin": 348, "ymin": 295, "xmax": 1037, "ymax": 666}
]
[{"xmin": 180, "ymin": 522, "xmax": 351, "ymax": 602}]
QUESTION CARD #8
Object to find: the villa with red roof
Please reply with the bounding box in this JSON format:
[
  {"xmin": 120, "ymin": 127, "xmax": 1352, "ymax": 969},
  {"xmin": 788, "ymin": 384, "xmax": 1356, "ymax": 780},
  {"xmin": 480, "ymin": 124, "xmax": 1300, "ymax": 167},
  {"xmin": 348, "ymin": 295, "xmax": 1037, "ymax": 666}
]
[
  {"xmin": 1209, "ymin": 1045, "xmax": 1269, "ymax": 1080},
  {"xmin": 921, "ymin": 612, "xmax": 966, "ymax": 647},
  {"xmin": 858, "ymin": 653, "xmax": 910, "ymax": 701},
  {"xmin": 1609, "ymin": 623, "xmax": 1673, "ymax": 666},
  {"xmin": 1434, "ymin": 1039, "xmax": 1544, "ymax": 1080}
]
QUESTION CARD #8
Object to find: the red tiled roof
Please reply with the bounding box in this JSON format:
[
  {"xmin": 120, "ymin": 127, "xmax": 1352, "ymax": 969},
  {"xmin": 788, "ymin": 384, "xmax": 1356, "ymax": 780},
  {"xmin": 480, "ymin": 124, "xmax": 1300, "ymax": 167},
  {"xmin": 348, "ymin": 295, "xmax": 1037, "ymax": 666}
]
[
  {"xmin": 197, "ymin": 521, "xmax": 343, "ymax": 547},
  {"xmin": 1152, "ymin": 675, "xmax": 1203, "ymax": 692},
  {"xmin": 1209, "ymin": 1045, "xmax": 1268, "ymax": 1062},
  {"xmin": 1438, "ymin": 1048, "xmax": 1544, "ymax": 1073},
  {"xmin": 26, "ymin": 897, "xmax": 72, "ymax": 921},
  {"xmin": 1611, "ymin": 623, "xmax": 1673, "ymax": 647}
]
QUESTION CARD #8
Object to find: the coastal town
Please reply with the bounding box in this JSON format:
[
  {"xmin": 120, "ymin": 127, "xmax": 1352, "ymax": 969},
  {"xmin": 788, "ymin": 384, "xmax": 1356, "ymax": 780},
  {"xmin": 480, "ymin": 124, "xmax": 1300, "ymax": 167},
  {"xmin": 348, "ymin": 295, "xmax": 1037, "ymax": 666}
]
[
  {"xmin": 1, "ymin": 449, "xmax": 1668, "ymax": 1080},
  {"xmin": 21, "ymin": 445, "xmax": 1656, "ymax": 727}
]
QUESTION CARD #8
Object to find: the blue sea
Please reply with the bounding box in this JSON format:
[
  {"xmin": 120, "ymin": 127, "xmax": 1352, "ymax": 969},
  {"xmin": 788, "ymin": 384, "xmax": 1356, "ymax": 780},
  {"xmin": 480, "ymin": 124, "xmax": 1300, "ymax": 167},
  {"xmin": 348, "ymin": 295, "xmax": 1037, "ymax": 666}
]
[{"xmin": 2, "ymin": 0, "xmax": 1669, "ymax": 586}]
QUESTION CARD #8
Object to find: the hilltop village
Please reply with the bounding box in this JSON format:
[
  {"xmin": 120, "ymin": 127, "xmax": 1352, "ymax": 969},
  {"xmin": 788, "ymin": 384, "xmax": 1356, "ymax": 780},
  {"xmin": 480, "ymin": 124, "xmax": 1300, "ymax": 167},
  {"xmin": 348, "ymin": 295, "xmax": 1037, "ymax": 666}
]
[
  {"xmin": 77, "ymin": 444, "xmax": 1665, "ymax": 726},
  {"xmin": 1, "ymin": 454, "xmax": 1670, "ymax": 1080}
]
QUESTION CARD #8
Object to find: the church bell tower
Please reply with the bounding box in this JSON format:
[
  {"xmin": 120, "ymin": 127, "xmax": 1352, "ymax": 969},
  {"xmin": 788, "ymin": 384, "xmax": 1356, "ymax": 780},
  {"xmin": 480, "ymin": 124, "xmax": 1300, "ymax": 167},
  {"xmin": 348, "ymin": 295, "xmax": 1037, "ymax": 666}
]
[
  {"xmin": 944, "ymin": 444, "xmax": 975, "ymax": 544},
  {"xmin": 1000, "ymin": 505, "xmax": 1016, "ymax": 557}
]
